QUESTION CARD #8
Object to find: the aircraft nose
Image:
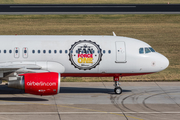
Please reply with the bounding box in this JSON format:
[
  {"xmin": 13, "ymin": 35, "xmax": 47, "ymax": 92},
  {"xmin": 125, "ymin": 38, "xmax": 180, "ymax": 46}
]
[{"xmin": 160, "ymin": 54, "xmax": 169, "ymax": 70}]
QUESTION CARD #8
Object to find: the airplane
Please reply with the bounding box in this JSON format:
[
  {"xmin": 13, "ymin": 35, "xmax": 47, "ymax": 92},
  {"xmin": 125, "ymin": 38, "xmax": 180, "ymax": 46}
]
[{"xmin": 0, "ymin": 32, "xmax": 169, "ymax": 95}]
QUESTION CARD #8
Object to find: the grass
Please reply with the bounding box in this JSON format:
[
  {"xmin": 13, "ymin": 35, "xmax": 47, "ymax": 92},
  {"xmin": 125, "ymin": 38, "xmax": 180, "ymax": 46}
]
[
  {"xmin": 0, "ymin": 14, "xmax": 179, "ymax": 81},
  {"xmin": 0, "ymin": 0, "xmax": 179, "ymax": 4}
]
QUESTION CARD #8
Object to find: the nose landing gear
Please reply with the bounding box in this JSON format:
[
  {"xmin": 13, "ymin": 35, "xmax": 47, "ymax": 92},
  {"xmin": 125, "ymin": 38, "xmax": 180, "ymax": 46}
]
[{"xmin": 114, "ymin": 76, "xmax": 122, "ymax": 94}]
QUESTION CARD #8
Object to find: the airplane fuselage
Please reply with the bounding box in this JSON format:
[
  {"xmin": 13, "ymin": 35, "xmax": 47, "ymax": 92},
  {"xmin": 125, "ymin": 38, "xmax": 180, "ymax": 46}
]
[{"xmin": 0, "ymin": 35, "xmax": 169, "ymax": 78}]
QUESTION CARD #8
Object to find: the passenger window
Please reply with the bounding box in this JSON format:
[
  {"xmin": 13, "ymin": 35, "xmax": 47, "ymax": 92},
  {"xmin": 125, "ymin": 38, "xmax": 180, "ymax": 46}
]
[
  {"xmin": 9, "ymin": 50, "xmax": 12, "ymax": 53},
  {"xmin": 92, "ymin": 50, "xmax": 95, "ymax": 54},
  {"xmin": 108, "ymin": 50, "xmax": 111, "ymax": 54},
  {"xmin": 70, "ymin": 50, "xmax": 73, "ymax": 53},
  {"xmin": 24, "ymin": 50, "xmax": 27, "ymax": 53},
  {"xmin": 103, "ymin": 50, "xmax": 105, "ymax": 54},
  {"xmin": 139, "ymin": 48, "xmax": 144, "ymax": 54},
  {"xmin": 49, "ymin": 50, "xmax": 51, "ymax": 54},
  {"xmin": 76, "ymin": 50, "xmax": 78, "ymax": 53},
  {"xmin": 54, "ymin": 50, "xmax": 57, "ymax": 53},
  {"xmin": 4, "ymin": 50, "xmax": 6, "ymax": 53},
  {"xmin": 15, "ymin": 50, "xmax": 18, "ymax": 53},
  {"xmin": 65, "ymin": 50, "xmax": 68, "ymax": 54},
  {"xmin": 0, "ymin": 50, "xmax": 1, "ymax": 53},
  {"xmin": 145, "ymin": 48, "xmax": 151, "ymax": 53},
  {"xmin": 149, "ymin": 47, "xmax": 155, "ymax": 52},
  {"xmin": 38, "ymin": 50, "xmax": 40, "ymax": 54},
  {"xmin": 43, "ymin": 50, "xmax": 46, "ymax": 54},
  {"xmin": 98, "ymin": 50, "xmax": 100, "ymax": 53},
  {"xmin": 32, "ymin": 50, "xmax": 35, "ymax": 54},
  {"xmin": 59, "ymin": 50, "xmax": 62, "ymax": 54}
]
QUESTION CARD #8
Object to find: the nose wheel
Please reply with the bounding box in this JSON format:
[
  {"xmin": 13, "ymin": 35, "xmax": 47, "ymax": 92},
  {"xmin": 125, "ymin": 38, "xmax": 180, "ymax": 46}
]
[
  {"xmin": 114, "ymin": 87, "xmax": 122, "ymax": 94},
  {"xmin": 114, "ymin": 76, "xmax": 122, "ymax": 94}
]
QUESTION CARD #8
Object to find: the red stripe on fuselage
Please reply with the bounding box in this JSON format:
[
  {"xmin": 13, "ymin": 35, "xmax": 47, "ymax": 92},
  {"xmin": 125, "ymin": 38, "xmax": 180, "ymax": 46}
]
[{"xmin": 61, "ymin": 73, "xmax": 153, "ymax": 77}]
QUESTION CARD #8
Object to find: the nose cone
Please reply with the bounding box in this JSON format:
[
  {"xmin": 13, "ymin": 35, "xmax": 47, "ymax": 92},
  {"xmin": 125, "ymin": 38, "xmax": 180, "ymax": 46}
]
[
  {"xmin": 159, "ymin": 53, "xmax": 169, "ymax": 71},
  {"xmin": 163, "ymin": 56, "xmax": 169, "ymax": 69}
]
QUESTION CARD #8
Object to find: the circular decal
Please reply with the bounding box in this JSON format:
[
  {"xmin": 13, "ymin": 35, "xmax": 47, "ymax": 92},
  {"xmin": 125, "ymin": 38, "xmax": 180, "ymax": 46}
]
[{"xmin": 69, "ymin": 40, "xmax": 102, "ymax": 70}]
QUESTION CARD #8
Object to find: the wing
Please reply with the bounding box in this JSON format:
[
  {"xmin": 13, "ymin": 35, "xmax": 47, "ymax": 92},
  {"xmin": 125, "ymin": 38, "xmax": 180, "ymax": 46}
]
[
  {"xmin": 0, "ymin": 61, "xmax": 65, "ymax": 80},
  {"xmin": 0, "ymin": 64, "xmax": 41, "ymax": 71}
]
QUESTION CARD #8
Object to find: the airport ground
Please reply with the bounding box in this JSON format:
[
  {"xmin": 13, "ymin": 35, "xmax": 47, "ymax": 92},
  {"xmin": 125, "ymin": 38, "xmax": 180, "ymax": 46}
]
[
  {"xmin": 0, "ymin": 82, "xmax": 180, "ymax": 120},
  {"xmin": 0, "ymin": 5, "xmax": 179, "ymax": 120},
  {"xmin": 0, "ymin": 0, "xmax": 180, "ymax": 4}
]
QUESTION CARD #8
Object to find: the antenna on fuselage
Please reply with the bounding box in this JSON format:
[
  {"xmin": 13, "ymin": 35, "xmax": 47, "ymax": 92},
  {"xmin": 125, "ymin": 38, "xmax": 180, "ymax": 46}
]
[{"xmin": 112, "ymin": 31, "xmax": 116, "ymax": 36}]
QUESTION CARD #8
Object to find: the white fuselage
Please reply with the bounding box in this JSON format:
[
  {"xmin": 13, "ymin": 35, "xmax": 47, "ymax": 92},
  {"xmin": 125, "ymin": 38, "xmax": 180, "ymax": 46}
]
[{"xmin": 0, "ymin": 35, "xmax": 169, "ymax": 78}]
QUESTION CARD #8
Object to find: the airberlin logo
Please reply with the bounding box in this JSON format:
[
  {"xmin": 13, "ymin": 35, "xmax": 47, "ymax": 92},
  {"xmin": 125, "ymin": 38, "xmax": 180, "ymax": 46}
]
[
  {"xmin": 69, "ymin": 40, "xmax": 102, "ymax": 70},
  {"xmin": 27, "ymin": 81, "xmax": 56, "ymax": 86}
]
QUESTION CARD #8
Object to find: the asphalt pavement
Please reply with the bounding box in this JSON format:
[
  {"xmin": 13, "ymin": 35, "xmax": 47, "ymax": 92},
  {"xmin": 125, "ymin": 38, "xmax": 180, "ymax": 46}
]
[
  {"xmin": 0, "ymin": 4, "xmax": 180, "ymax": 14},
  {"xmin": 0, "ymin": 82, "xmax": 180, "ymax": 120}
]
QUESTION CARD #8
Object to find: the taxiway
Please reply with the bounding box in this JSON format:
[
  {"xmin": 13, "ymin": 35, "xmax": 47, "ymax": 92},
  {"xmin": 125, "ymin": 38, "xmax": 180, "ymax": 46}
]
[{"xmin": 0, "ymin": 82, "xmax": 180, "ymax": 120}]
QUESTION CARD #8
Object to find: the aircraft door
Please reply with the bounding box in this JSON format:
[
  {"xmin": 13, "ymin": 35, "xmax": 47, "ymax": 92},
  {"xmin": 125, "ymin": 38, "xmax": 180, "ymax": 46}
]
[
  {"xmin": 115, "ymin": 41, "xmax": 126, "ymax": 63},
  {"xmin": 14, "ymin": 47, "xmax": 20, "ymax": 58},
  {"xmin": 23, "ymin": 47, "xmax": 28, "ymax": 58}
]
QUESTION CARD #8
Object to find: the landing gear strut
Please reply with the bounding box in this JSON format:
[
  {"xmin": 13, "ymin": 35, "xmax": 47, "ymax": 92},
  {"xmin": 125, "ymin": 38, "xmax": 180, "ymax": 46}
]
[{"xmin": 114, "ymin": 76, "xmax": 122, "ymax": 94}]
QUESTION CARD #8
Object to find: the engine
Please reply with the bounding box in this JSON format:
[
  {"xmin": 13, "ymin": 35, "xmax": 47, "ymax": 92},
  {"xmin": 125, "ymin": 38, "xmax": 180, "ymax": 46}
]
[{"xmin": 8, "ymin": 72, "xmax": 60, "ymax": 96}]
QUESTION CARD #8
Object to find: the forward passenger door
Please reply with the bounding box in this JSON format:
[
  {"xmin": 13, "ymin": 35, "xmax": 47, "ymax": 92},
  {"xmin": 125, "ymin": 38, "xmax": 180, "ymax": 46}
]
[{"xmin": 115, "ymin": 41, "xmax": 126, "ymax": 63}]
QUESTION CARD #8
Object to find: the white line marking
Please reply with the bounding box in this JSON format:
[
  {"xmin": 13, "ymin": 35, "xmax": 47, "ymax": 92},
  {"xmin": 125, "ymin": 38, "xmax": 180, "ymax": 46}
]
[
  {"xmin": 10, "ymin": 6, "xmax": 136, "ymax": 8},
  {"xmin": 0, "ymin": 112, "xmax": 179, "ymax": 115}
]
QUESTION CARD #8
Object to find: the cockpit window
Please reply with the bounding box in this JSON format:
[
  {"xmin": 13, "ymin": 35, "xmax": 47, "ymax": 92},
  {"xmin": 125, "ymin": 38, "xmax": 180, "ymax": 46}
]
[
  {"xmin": 145, "ymin": 48, "xmax": 151, "ymax": 53},
  {"xmin": 139, "ymin": 48, "xmax": 144, "ymax": 54},
  {"xmin": 149, "ymin": 47, "xmax": 155, "ymax": 52},
  {"xmin": 140, "ymin": 47, "xmax": 156, "ymax": 54}
]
